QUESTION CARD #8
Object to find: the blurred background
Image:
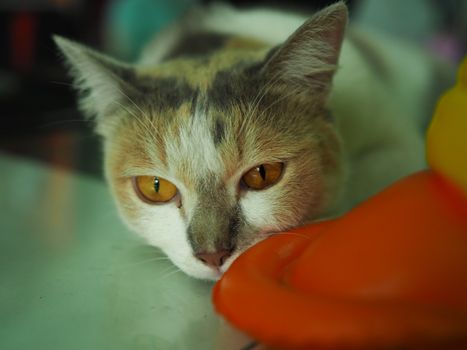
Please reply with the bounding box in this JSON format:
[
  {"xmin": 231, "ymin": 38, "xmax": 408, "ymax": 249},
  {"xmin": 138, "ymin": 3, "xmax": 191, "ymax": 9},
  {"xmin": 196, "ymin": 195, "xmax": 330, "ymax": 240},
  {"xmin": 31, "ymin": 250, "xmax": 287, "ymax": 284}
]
[{"xmin": 0, "ymin": 0, "xmax": 466, "ymax": 179}]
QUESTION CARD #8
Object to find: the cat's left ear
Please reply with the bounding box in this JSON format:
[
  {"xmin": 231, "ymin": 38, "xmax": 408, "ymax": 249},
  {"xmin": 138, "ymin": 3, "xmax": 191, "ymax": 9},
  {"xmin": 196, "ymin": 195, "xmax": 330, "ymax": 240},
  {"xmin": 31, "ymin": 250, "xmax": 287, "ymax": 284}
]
[
  {"xmin": 54, "ymin": 36, "xmax": 139, "ymax": 127},
  {"xmin": 261, "ymin": 1, "xmax": 348, "ymax": 96}
]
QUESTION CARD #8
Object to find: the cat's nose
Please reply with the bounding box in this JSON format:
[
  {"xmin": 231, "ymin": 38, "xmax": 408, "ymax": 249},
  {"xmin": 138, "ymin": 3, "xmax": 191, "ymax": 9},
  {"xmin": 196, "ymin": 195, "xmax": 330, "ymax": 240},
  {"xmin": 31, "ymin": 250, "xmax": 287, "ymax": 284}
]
[{"xmin": 195, "ymin": 250, "xmax": 231, "ymax": 268}]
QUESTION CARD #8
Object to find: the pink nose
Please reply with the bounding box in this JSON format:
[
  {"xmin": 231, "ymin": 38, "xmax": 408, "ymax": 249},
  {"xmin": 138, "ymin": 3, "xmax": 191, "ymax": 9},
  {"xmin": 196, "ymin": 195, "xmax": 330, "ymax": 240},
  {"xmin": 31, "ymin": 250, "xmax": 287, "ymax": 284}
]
[{"xmin": 196, "ymin": 250, "xmax": 232, "ymax": 268}]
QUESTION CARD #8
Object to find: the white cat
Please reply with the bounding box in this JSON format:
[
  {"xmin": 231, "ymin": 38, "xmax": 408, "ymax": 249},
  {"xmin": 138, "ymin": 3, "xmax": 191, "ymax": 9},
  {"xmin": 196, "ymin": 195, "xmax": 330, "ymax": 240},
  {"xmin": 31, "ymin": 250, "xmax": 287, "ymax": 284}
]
[{"xmin": 55, "ymin": 2, "xmax": 438, "ymax": 280}]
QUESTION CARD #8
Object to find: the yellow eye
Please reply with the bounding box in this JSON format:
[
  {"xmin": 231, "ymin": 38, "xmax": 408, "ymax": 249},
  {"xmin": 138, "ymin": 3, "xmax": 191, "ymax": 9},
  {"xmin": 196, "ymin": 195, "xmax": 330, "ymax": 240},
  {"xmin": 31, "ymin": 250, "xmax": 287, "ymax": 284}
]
[
  {"xmin": 134, "ymin": 176, "xmax": 178, "ymax": 203},
  {"xmin": 242, "ymin": 162, "xmax": 284, "ymax": 190}
]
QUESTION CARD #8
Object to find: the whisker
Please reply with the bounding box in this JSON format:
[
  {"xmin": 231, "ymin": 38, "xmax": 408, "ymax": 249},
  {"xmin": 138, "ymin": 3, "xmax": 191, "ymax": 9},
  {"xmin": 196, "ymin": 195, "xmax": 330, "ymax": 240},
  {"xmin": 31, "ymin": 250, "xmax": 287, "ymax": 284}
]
[
  {"xmin": 113, "ymin": 100, "xmax": 141, "ymax": 121},
  {"xmin": 113, "ymin": 99, "xmax": 163, "ymax": 150},
  {"xmin": 118, "ymin": 88, "xmax": 149, "ymax": 118},
  {"xmin": 255, "ymin": 87, "xmax": 301, "ymax": 122},
  {"xmin": 116, "ymin": 88, "xmax": 162, "ymax": 140},
  {"xmin": 247, "ymin": 72, "xmax": 282, "ymax": 119},
  {"xmin": 113, "ymin": 100, "xmax": 153, "ymax": 139},
  {"xmin": 239, "ymin": 72, "xmax": 282, "ymax": 136},
  {"xmin": 159, "ymin": 266, "xmax": 183, "ymax": 281}
]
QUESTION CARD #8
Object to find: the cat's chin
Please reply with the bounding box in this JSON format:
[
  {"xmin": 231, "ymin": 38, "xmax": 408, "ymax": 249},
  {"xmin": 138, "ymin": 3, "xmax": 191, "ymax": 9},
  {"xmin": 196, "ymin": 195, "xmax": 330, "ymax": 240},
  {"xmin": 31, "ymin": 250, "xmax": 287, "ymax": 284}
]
[
  {"xmin": 166, "ymin": 255, "xmax": 226, "ymax": 281},
  {"xmin": 182, "ymin": 266, "xmax": 223, "ymax": 281}
]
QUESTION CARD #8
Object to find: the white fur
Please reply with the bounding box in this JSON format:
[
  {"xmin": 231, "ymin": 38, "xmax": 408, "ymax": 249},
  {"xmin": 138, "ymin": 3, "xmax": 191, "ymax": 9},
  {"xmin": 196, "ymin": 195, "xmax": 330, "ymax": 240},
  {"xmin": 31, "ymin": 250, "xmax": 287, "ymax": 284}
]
[{"xmin": 166, "ymin": 110, "xmax": 223, "ymax": 178}]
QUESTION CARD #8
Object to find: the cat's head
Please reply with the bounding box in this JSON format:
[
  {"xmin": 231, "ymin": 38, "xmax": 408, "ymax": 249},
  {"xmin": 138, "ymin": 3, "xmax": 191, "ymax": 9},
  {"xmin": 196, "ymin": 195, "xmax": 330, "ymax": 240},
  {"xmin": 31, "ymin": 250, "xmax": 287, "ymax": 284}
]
[{"xmin": 56, "ymin": 2, "xmax": 347, "ymax": 280}]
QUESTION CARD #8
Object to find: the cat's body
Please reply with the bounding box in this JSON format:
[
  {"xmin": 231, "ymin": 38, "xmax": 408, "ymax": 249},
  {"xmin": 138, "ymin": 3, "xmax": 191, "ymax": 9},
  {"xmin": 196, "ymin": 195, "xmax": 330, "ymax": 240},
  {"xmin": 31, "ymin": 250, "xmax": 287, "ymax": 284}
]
[{"xmin": 56, "ymin": 2, "xmax": 438, "ymax": 280}]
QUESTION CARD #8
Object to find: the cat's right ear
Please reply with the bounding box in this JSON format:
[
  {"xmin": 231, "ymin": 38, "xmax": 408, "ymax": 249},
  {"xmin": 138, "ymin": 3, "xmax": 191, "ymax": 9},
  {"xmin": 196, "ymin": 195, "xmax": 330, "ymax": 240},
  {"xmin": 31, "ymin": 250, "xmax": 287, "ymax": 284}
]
[
  {"xmin": 54, "ymin": 36, "xmax": 139, "ymax": 128},
  {"xmin": 260, "ymin": 1, "xmax": 348, "ymax": 97}
]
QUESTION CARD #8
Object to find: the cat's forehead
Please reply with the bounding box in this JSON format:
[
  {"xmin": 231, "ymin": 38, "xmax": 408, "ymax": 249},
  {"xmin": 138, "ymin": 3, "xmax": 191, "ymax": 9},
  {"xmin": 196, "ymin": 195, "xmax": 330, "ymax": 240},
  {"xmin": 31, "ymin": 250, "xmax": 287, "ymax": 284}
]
[
  {"xmin": 152, "ymin": 99, "xmax": 258, "ymax": 186},
  {"xmin": 109, "ymin": 45, "xmax": 324, "ymax": 187},
  {"xmin": 112, "ymin": 90, "xmax": 304, "ymax": 191}
]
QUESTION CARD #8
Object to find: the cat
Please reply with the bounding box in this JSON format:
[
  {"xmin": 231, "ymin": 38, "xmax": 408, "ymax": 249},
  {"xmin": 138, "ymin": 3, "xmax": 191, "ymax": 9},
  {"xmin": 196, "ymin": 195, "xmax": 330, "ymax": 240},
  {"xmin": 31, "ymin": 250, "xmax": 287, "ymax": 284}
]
[{"xmin": 55, "ymin": 1, "xmax": 437, "ymax": 280}]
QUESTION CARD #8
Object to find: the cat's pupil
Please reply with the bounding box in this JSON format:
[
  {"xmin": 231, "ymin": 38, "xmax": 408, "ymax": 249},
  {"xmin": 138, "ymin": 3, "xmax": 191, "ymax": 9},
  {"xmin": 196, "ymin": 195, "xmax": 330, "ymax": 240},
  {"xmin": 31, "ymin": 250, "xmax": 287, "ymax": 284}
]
[
  {"xmin": 258, "ymin": 165, "xmax": 266, "ymax": 181},
  {"xmin": 154, "ymin": 177, "xmax": 160, "ymax": 193}
]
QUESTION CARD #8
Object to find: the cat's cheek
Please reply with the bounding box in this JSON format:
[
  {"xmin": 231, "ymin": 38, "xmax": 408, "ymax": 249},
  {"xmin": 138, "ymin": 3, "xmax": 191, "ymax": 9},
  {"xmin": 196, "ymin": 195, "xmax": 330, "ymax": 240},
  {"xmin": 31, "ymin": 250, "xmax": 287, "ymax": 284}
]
[
  {"xmin": 138, "ymin": 205, "xmax": 225, "ymax": 280},
  {"xmin": 112, "ymin": 189, "xmax": 221, "ymax": 280},
  {"xmin": 169, "ymin": 256, "xmax": 224, "ymax": 280},
  {"xmin": 141, "ymin": 206, "xmax": 233, "ymax": 280},
  {"xmin": 240, "ymin": 191, "xmax": 282, "ymax": 232},
  {"xmin": 140, "ymin": 206, "xmax": 185, "ymax": 245}
]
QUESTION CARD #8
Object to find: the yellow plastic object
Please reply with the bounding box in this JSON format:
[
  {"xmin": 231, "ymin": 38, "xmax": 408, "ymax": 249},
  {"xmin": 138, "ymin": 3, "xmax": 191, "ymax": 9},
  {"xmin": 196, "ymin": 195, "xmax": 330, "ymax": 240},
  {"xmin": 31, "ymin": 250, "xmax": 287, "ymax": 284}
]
[{"xmin": 427, "ymin": 57, "xmax": 467, "ymax": 194}]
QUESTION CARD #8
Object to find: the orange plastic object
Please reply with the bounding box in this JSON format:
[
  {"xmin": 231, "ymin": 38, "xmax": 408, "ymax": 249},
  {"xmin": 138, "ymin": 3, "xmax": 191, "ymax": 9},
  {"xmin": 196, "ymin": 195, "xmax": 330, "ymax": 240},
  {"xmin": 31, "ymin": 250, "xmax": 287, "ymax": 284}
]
[
  {"xmin": 213, "ymin": 58, "xmax": 467, "ymax": 349},
  {"xmin": 214, "ymin": 172, "xmax": 467, "ymax": 349}
]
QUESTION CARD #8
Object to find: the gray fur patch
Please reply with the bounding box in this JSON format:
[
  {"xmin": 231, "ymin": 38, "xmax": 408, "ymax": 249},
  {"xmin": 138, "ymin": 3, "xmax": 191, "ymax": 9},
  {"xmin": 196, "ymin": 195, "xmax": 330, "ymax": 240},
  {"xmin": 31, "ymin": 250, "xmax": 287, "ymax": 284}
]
[
  {"xmin": 226, "ymin": 204, "xmax": 243, "ymax": 246},
  {"xmin": 207, "ymin": 63, "xmax": 266, "ymax": 111},
  {"xmin": 187, "ymin": 176, "xmax": 242, "ymax": 253},
  {"xmin": 91, "ymin": 58, "xmax": 197, "ymax": 112},
  {"xmin": 129, "ymin": 75, "xmax": 197, "ymax": 111},
  {"xmin": 213, "ymin": 118, "xmax": 225, "ymax": 146},
  {"xmin": 164, "ymin": 32, "xmax": 232, "ymax": 60}
]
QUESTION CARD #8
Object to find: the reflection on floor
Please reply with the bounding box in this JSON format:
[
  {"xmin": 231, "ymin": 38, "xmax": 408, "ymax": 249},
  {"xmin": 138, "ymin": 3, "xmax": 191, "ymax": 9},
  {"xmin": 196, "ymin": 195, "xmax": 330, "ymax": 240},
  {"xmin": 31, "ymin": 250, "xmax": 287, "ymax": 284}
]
[{"xmin": 0, "ymin": 152, "xmax": 254, "ymax": 350}]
